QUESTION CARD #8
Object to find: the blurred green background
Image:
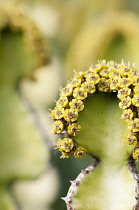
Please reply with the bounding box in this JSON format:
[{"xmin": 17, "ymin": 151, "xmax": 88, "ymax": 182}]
[{"xmin": 1, "ymin": 0, "xmax": 139, "ymax": 209}]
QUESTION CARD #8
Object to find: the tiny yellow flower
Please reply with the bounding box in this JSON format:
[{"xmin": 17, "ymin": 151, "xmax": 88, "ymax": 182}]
[
  {"xmin": 99, "ymin": 68, "xmax": 109, "ymax": 78},
  {"xmin": 110, "ymin": 77, "xmax": 120, "ymax": 90},
  {"xmin": 56, "ymin": 96, "xmax": 69, "ymax": 108},
  {"xmin": 128, "ymin": 118, "xmax": 139, "ymax": 132},
  {"xmin": 98, "ymin": 78, "xmax": 110, "ymax": 92},
  {"xmin": 134, "ymin": 85, "xmax": 139, "ymax": 94},
  {"xmin": 124, "ymin": 133, "xmax": 137, "ymax": 145},
  {"xmin": 119, "ymin": 66, "xmax": 132, "ymax": 77},
  {"xmin": 119, "ymin": 77, "xmax": 132, "ymax": 88},
  {"xmin": 58, "ymin": 138, "xmax": 74, "ymax": 152},
  {"xmin": 86, "ymin": 73, "xmax": 100, "ymax": 85},
  {"xmin": 128, "ymin": 70, "xmax": 138, "ymax": 78},
  {"xmin": 52, "ymin": 120, "xmax": 64, "ymax": 134},
  {"xmin": 85, "ymin": 66, "xmax": 97, "ymax": 75},
  {"xmin": 73, "ymin": 87, "xmax": 87, "ymax": 100},
  {"xmin": 81, "ymin": 82, "xmax": 96, "ymax": 94},
  {"xmin": 121, "ymin": 109, "xmax": 134, "ymax": 122},
  {"xmin": 117, "ymin": 88, "xmax": 131, "ymax": 99},
  {"xmin": 133, "ymin": 75, "xmax": 139, "ymax": 86},
  {"xmin": 132, "ymin": 94, "xmax": 139, "ymax": 107},
  {"xmin": 64, "ymin": 109, "xmax": 78, "ymax": 122},
  {"xmin": 53, "ymin": 107, "xmax": 64, "ymax": 119},
  {"xmin": 74, "ymin": 147, "xmax": 86, "ymax": 159},
  {"xmin": 69, "ymin": 99, "xmax": 84, "ymax": 112},
  {"xmin": 68, "ymin": 123, "xmax": 81, "ymax": 136},
  {"xmin": 119, "ymin": 96, "xmax": 131, "ymax": 109},
  {"xmin": 69, "ymin": 78, "xmax": 82, "ymax": 88},
  {"xmin": 133, "ymin": 148, "xmax": 139, "ymax": 160},
  {"xmin": 109, "ymin": 69, "xmax": 119, "ymax": 79},
  {"xmin": 60, "ymin": 86, "xmax": 73, "ymax": 97}
]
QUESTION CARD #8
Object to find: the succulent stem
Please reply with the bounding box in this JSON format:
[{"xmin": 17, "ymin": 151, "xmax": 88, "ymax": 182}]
[{"xmin": 62, "ymin": 158, "xmax": 99, "ymax": 210}]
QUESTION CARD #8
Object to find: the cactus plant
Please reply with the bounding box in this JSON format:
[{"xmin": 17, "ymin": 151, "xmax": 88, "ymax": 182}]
[
  {"xmin": 51, "ymin": 60, "xmax": 139, "ymax": 210},
  {"xmin": 0, "ymin": 2, "xmax": 49, "ymax": 209},
  {"xmin": 66, "ymin": 11, "xmax": 139, "ymax": 78}
]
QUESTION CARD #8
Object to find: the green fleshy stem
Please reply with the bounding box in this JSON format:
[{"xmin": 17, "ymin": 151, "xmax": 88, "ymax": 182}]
[
  {"xmin": 0, "ymin": 8, "xmax": 49, "ymax": 210},
  {"xmin": 52, "ymin": 61, "xmax": 139, "ymax": 209},
  {"xmin": 72, "ymin": 93, "xmax": 136, "ymax": 210},
  {"xmin": 66, "ymin": 11, "xmax": 139, "ymax": 78},
  {"xmin": 0, "ymin": 187, "xmax": 16, "ymax": 210}
]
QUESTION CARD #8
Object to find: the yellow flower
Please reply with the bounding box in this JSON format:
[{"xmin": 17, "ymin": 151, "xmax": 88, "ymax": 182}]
[
  {"xmin": 119, "ymin": 78, "xmax": 132, "ymax": 88},
  {"xmin": 121, "ymin": 109, "xmax": 134, "ymax": 122},
  {"xmin": 128, "ymin": 70, "xmax": 138, "ymax": 78},
  {"xmin": 58, "ymin": 138, "xmax": 74, "ymax": 153},
  {"xmin": 98, "ymin": 78, "xmax": 110, "ymax": 92},
  {"xmin": 109, "ymin": 69, "xmax": 120, "ymax": 79},
  {"xmin": 56, "ymin": 96, "xmax": 69, "ymax": 108},
  {"xmin": 119, "ymin": 66, "xmax": 132, "ymax": 77},
  {"xmin": 86, "ymin": 73, "xmax": 100, "ymax": 85},
  {"xmin": 119, "ymin": 96, "xmax": 131, "ymax": 109},
  {"xmin": 134, "ymin": 85, "xmax": 139, "ymax": 94},
  {"xmin": 73, "ymin": 87, "xmax": 87, "ymax": 100},
  {"xmin": 99, "ymin": 68, "xmax": 109, "ymax": 78},
  {"xmin": 53, "ymin": 107, "xmax": 64, "ymax": 119},
  {"xmin": 110, "ymin": 77, "xmax": 120, "ymax": 90},
  {"xmin": 60, "ymin": 85, "xmax": 73, "ymax": 97},
  {"xmin": 117, "ymin": 88, "xmax": 131, "ymax": 99},
  {"xmin": 69, "ymin": 78, "xmax": 82, "ymax": 88},
  {"xmin": 124, "ymin": 133, "xmax": 137, "ymax": 145},
  {"xmin": 132, "ymin": 94, "xmax": 139, "ymax": 107},
  {"xmin": 128, "ymin": 118, "xmax": 139, "ymax": 132},
  {"xmin": 85, "ymin": 66, "xmax": 97, "ymax": 75},
  {"xmin": 52, "ymin": 120, "xmax": 64, "ymax": 134},
  {"xmin": 81, "ymin": 82, "xmax": 96, "ymax": 94},
  {"xmin": 64, "ymin": 109, "xmax": 78, "ymax": 122},
  {"xmin": 133, "ymin": 148, "xmax": 139, "ymax": 160},
  {"xmin": 74, "ymin": 147, "xmax": 86, "ymax": 159},
  {"xmin": 69, "ymin": 99, "xmax": 84, "ymax": 112},
  {"xmin": 133, "ymin": 75, "xmax": 139, "ymax": 86},
  {"xmin": 68, "ymin": 123, "xmax": 81, "ymax": 136}
]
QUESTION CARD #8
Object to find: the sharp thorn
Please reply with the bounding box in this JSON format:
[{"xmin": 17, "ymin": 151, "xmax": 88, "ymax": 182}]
[{"xmin": 61, "ymin": 197, "xmax": 67, "ymax": 201}]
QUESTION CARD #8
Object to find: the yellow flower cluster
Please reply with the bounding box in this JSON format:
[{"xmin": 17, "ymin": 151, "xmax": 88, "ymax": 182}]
[
  {"xmin": 51, "ymin": 60, "xmax": 139, "ymax": 160},
  {"xmin": 54, "ymin": 138, "xmax": 86, "ymax": 159},
  {"xmin": 0, "ymin": 3, "xmax": 48, "ymax": 67}
]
